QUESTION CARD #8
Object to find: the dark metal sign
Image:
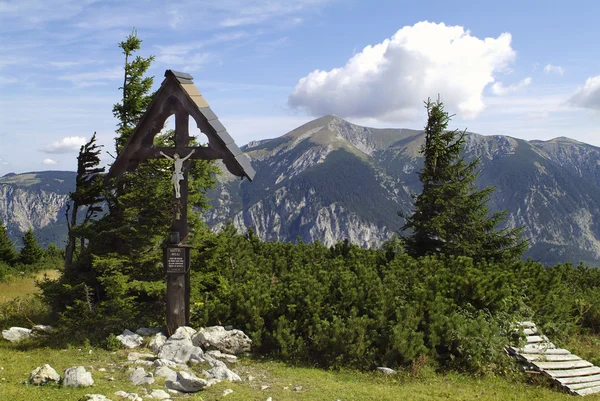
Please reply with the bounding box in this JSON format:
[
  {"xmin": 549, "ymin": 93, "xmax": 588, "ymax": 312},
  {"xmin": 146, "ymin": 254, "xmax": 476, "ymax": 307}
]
[{"xmin": 166, "ymin": 247, "xmax": 186, "ymax": 274}]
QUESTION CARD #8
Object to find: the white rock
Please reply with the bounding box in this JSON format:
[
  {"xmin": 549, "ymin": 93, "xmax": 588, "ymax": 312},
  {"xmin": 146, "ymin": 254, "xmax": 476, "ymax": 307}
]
[
  {"xmin": 376, "ymin": 367, "xmax": 396, "ymax": 375},
  {"xmin": 114, "ymin": 390, "xmax": 142, "ymax": 401},
  {"xmin": 166, "ymin": 371, "xmax": 207, "ymax": 393},
  {"xmin": 205, "ymin": 366, "xmax": 241, "ymax": 382},
  {"xmin": 192, "ymin": 326, "xmax": 252, "ymax": 355},
  {"xmin": 29, "ymin": 364, "xmax": 61, "ymax": 385},
  {"xmin": 202, "ymin": 353, "xmax": 227, "ymax": 368},
  {"xmin": 205, "ymin": 378, "xmax": 221, "ymax": 387},
  {"xmin": 2, "ymin": 327, "xmax": 32, "ymax": 342},
  {"xmin": 63, "ymin": 366, "xmax": 94, "ymax": 387},
  {"xmin": 135, "ymin": 327, "xmax": 162, "ymax": 336},
  {"xmin": 266, "ymin": 398, "xmax": 273, "ymax": 401},
  {"xmin": 206, "ymin": 350, "xmax": 237, "ymax": 364},
  {"xmin": 129, "ymin": 367, "xmax": 154, "ymax": 386},
  {"xmin": 149, "ymin": 389, "xmax": 171, "ymax": 399},
  {"xmin": 260, "ymin": 385, "xmax": 271, "ymax": 390},
  {"xmin": 116, "ymin": 329, "xmax": 144, "ymax": 349},
  {"xmin": 83, "ymin": 394, "xmax": 112, "ymax": 401},
  {"xmin": 128, "ymin": 352, "xmax": 155, "ymax": 361},
  {"xmin": 158, "ymin": 327, "xmax": 202, "ymax": 364},
  {"xmin": 154, "ymin": 366, "xmax": 177, "ymax": 382},
  {"xmin": 223, "ymin": 388, "xmax": 233, "ymax": 396},
  {"xmin": 149, "ymin": 333, "xmax": 167, "ymax": 353},
  {"xmin": 31, "ymin": 324, "xmax": 54, "ymax": 333}
]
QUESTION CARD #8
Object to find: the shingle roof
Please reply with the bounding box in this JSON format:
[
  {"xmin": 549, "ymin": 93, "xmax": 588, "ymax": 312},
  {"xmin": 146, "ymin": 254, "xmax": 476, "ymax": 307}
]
[{"xmin": 108, "ymin": 69, "xmax": 255, "ymax": 181}]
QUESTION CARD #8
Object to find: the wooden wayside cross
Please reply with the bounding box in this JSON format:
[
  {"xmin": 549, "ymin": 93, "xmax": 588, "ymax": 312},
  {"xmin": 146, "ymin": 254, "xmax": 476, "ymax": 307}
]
[{"xmin": 107, "ymin": 70, "xmax": 255, "ymax": 334}]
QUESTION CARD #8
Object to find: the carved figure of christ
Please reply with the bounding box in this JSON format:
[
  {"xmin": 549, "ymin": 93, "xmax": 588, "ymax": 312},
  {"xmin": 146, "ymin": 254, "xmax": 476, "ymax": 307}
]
[{"xmin": 159, "ymin": 149, "xmax": 196, "ymax": 198}]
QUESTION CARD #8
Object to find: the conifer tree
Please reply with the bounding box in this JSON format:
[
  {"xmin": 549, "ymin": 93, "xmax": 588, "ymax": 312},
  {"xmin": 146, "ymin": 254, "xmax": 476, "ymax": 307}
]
[
  {"xmin": 65, "ymin": 132, "xmax": 105, "ymax": 268},
  {"xmin": 0, "ymin": 223, "xmax": 17, "ymax": 265},
  {"xmin": 41, "ymin": 29, "xmax": 217, "ymax": 337},
  {"xmin": 20, "ymin": 229, "xmax": 43, "ymax": 265},
  {"xmin": 401, "ymin": 98, "xmax": 527, "ymax": 261}
]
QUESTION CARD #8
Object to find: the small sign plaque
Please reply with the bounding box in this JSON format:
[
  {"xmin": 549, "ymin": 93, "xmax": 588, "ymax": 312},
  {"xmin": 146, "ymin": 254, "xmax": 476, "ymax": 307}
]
[{"xmin": 166, "ymin": 247, "xmax": 186, "ymax": 274}]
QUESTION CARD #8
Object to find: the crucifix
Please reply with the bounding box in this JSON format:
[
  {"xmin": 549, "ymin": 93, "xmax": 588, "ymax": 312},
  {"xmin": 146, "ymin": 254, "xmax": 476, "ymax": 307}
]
[{"xmin": 107, "ymin": 70, "xmax": 255, "ymax": 334}]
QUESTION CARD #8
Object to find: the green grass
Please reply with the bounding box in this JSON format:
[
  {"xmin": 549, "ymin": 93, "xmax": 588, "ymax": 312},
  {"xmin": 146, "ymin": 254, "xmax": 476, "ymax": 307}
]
[
  {"xmin": 1, "ymin": 270, "xmax": 599, "ymax": 400},
  {"xmin": 0, "ymin": 341, "xmax": 597, "ymax": 401},
  {"xmin": 0, "ymin": 270, "xmax": 60, "ymax": 303}
]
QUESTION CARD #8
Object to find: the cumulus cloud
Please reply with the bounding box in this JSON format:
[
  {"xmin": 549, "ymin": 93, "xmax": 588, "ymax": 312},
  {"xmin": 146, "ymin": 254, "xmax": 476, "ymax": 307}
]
[
  {"xmin": 491, "ymin": 77, "xmax": 532, "ymax": 95},
  {"xmin": 288, "ymin": 21, "xmax": 517, "ymax": 121},
  {"xmin": 42, "ymin": 158, "xmax": 57, "ymax": 165},
  {"xmin": 42, "ymin": 137, "xmax": 86, "ymax": 153},
  {"xmin": 569, "ymin": 75, "xmax": 600, "ymax": 110},
  {"xmin": 544, "ymin": 64, "xmax": 564, "ymax": 75}
]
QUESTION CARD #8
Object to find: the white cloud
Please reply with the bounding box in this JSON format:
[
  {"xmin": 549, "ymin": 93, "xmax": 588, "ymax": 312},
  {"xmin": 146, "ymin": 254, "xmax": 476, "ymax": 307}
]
[
  {"xmin": 288, "ymin": 21, "xmax": 517, "ymax": 121},
  {"xmin": 569, "ymin": 75, "xmax": 600, "ymax": 110},
  {"xmin": 42, "ymin": 137, "xmax": 87, "ymax": 154},
  {"xmin": 491, "ymin": 77, "xmax": 532, "ymax": 95},
  {"xmin": 42, "ymin": 158, "xmax": 58, "ymax": 165},
  {"xmin": 58, "ymin": 66, "xmax": 122, "ymax": 87},
  {"xmin": 544, "ymin": 64, "xmax": 564, "ymax": 75},
  {"xmin": 168, "ymin": 9, "xmax": 183, "ymax": 29}
]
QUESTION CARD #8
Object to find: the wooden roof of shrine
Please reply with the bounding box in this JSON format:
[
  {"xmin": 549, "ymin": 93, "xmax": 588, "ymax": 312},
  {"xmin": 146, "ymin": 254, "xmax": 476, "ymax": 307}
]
[{"xmin": 107, "ymin": 69, "xmax": 255, "ymax": 181}]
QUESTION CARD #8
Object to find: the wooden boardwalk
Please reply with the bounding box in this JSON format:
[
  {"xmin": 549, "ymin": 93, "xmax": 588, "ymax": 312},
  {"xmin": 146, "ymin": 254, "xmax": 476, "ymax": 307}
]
[{"xmin": 507, "ymin": 322, "xmax": 600, "ymax": 396}]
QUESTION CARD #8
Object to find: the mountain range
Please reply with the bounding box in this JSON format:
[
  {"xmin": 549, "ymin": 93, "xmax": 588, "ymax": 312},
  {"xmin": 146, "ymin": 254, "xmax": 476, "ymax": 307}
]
[{"xmin": 2, "ymin": 115, "xmax": 600, "ymax": 266}]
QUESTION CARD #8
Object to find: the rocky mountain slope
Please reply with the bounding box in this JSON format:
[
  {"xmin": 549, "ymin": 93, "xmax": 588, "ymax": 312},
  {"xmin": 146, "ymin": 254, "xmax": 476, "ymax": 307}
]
[
  {"xmin": 204, "ymin": 115, "xmax": 600, "ymax": 266},
  {"xmin": 3, "ymin": 116, "xmax": 600, "ymax": 265},
  {"xmin": 0, "ymin": 171, "xmax": 73, "ymax": 247}
]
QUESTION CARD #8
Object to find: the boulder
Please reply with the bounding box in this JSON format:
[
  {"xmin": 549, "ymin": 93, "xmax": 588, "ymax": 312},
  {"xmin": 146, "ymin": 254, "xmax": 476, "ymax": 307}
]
[
  {"xmin": 158, "ymin": 327, "xmax": 202, "ymax": 364},
  {"xmin": 135, "ymin": 327, "xmax": 162, "ymax": 336},
  {"xmin": 202, "ymin": 353, "xmax": 227, "ymax": 368},
  {"xmin": 114, "ymin": 391, "xmax": 142, "ymax": 401},
  {"xmin": 2, "ymin": 327, "xmax": 32, "ymax": 342},
  {"xmin": 149, "ymin": 332, "xmax": 167, "ymax": 353},
  {"xmin": 223, "ymin": 388, "xmax": 233, "ymax": 396},
  {"xmin": 205, "ymin": 365, "xmax": 241, "ymax": 382},
  {"xmin": 28, "ymin": 364, "xmax": 61, "ymax": 385},
  {"xmin": 376, "ymin": 367, "xmax": 396, "ymax": 375},
  {"xmin": 82, "ymin": 395, "xmax": 112, "ymax": 401},
  {"xmin": 116, "ymin": 329, "xmax": 144, "ymax": 349},
  {"xmin": 149, "ymin": 389, "xmax": 171, "ymax": 399},
  {"xmin": 154, "ymin": 366, "xmax": 177, "ymax": 382},
  {"xmin": 129, "ymin": 367, "xmax": 154, "ymax": 386},
  {"xmin": 166, "ymin": 371, "xmax": 207, "ymax": 393},
  {"xmin": 127, "ymin": 352, "xmax": 155, "ymax": 361},
  {"xmin": 63, "ymin": 366, "xmax": 94, "ymax": 387},
  {"xmin": 31, "ymin": 324, "xmax": 54, "ymax": 333},
  {"xmin": 192, "ymin": 326, "xmax": 251, "ymax": 354},
  {"xmin": 206, "ymin": 350, "xmax": 237, "ymax": 364}
]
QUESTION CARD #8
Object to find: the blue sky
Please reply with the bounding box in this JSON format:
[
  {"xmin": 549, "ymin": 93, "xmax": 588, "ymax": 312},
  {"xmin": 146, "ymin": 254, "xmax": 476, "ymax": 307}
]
[{"xmin": 1, "ymin": 0, "xmax": 600, "ymax": 175}]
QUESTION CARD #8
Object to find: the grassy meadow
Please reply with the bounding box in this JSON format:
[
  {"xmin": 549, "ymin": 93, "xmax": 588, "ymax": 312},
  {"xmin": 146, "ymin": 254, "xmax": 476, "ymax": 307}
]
[{"xmin": 1, "ymin": 271, "xmax": 599, "ymax": 401}]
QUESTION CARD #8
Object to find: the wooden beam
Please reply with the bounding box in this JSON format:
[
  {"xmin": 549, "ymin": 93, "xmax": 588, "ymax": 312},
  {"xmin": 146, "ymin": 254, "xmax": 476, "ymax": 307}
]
[{"xmin": 135, "ymin": 146, "xmax": 224, "ymax": 161}]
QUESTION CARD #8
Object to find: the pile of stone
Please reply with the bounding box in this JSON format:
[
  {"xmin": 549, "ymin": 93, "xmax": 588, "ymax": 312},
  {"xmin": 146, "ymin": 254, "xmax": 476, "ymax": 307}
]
[
  {"xmin": 24, "ymin": 325, "xmax": 251, "ymax": 400},
  {"xmin": 2, "ymin": 325, "xmax": 53, "ymax": 342}
]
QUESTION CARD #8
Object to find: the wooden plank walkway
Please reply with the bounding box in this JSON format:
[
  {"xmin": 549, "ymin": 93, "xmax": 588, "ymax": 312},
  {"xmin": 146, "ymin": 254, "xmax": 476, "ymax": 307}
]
[{"xmin": 507, "ymin": 322, "xmax": 600, "ymax": 396}]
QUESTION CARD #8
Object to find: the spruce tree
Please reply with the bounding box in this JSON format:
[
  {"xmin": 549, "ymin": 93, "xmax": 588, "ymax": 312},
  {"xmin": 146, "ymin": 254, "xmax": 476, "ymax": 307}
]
[
  {"xmin": 65, "ymin": 132, "xmax": 105, "ymax": 268},
  {"xmin": 401, "ymin": 98, "xmax": 527, "ymax": 262},
  {"xmin": 0, "ymin": 223, "xmax": 17, "ymax": 265},
  {"xmin": 41, "ymin": 29, "xmax": 217, "ymax": 337},
  {"xmin": 20, "ymin": 229, "xmax": 43, "ymax": 265}
]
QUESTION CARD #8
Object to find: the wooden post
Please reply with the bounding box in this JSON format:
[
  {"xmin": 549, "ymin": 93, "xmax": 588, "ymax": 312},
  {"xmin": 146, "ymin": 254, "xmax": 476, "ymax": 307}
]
[
  {"xmin": 166, "ymin": 110, "xmax": 192, "ymax": 334},
  {"xmin": 106, "ymin": 70, "xmax": 255, "ymax": 336}
]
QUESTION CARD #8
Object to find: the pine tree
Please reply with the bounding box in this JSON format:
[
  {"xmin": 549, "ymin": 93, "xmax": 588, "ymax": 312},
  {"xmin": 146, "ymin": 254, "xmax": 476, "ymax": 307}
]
[
  {"xmin": 401, "ymin": 98, "xmax": 527, "ymax": 262},
  {"xmin": 113, "ymin": 28, "xmax": 155, "ymax": 153},
  {"xmin": 41, "ymin": 29, "xmax": 218, "ymax": 338},
  {"xmin": 0, "ymin": 222, "xmax": 17, "ymax": 265},
  {"xmin": 65, "ymin": 132, "xmax": 105, "ymax": 268},
  {"xmin": 20, "ymin": 229, "xmax": 43, "ymax": 265}
]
